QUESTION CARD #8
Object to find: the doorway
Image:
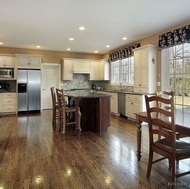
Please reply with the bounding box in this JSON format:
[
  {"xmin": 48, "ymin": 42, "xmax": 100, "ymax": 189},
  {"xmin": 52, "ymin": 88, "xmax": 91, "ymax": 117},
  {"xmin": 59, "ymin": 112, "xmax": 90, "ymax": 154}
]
[{"xmin": 41, "ymin": 63, "xmax": 61, "ymax": 109}]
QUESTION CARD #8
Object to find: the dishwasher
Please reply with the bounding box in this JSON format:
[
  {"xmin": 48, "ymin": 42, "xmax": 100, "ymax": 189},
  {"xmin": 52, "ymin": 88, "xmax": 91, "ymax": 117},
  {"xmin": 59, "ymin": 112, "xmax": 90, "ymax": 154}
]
[{"xmin": 118, "ymin": 93, "xmax": 126, "ymax": 115}]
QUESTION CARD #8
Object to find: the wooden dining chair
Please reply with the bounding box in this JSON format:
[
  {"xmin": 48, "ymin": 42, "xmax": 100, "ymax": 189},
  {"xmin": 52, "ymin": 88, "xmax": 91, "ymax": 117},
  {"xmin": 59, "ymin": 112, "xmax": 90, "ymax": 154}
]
[
  {"xmin": 156, "ymin": 91, "xmax": 188, "ymax": 141},
  {"xmin": 50, "ymin": 87, "xmax": 59, "ymax": 127},
  {"xmin": 56, "ymin": 88, "xmax": 81, "ymax": 135},
  {"xmin": 145, "ymin": 95, "xmax": 190, "ymax": 187}
]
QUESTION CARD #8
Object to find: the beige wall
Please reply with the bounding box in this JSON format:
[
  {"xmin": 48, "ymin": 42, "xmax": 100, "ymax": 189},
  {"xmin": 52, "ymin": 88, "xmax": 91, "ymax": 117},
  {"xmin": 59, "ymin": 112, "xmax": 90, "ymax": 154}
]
[{"xmin": 0, "ymin": 47, "xmax": 103, "ymax": 63}]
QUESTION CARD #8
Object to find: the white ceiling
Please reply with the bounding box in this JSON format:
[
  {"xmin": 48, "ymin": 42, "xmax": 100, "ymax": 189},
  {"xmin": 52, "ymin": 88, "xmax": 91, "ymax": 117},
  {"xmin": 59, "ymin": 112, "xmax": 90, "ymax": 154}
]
[{"xmin": 0, "ymin": 0, "xmax": 190, "ymax": 54}]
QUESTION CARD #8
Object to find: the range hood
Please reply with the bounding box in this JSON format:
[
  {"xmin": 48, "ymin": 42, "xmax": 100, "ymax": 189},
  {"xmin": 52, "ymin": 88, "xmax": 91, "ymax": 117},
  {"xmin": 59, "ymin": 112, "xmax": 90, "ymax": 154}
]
[{"xmin": 73, "ymin": 61, "xmax": 90, "ymax": 74}]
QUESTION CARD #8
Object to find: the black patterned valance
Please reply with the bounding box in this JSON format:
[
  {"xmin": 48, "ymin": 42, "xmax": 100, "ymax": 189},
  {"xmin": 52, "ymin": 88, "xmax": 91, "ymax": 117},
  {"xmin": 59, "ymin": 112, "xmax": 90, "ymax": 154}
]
[
  {"xmin": 108, "ymin": 43, "xmax": 140, "ymax": 62},
  {"xmin": 159, "ymin": 24, "xmax": 190, "ymax": 49}
]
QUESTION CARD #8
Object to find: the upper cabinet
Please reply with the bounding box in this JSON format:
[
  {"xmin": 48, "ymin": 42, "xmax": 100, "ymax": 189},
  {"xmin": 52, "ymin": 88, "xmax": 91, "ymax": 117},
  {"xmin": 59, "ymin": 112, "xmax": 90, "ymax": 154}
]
[
  {"xmin": 89, "ymin": 61, "xmax": 99, "ymax": 80},
  {"xmin": 73, "ymin": 60, "xmax": 90, "ymax": 74},
  {"xmin": 62, "ymin": 58, "xmax": 110, "ymax": 81},
  {"xmin": 62, "ymin": 59, "xmax": 73, "ymax": 80},
  {"xmin": 16, "ymin": 54, "xmax": 42, "ymax": 69},
  {"xmin": 133, "ymin": 45, "xmax": 157, "ymax": 93},
  {"xmin": 89, "ymin": 59, "xmax": 109, "ymax": 81},
  {"xmin": 99, "ymin": 59, "xmax": 109, "ymax": 81},
  {"xmin": 0, "ymin": 55, "xmax": 15, "ymax": 68}
]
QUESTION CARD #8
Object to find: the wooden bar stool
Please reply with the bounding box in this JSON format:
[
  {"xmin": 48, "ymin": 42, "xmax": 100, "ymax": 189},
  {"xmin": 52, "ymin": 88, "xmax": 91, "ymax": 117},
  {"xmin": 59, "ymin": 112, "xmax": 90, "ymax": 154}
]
[
  {"xmin": 50, "ymin": 87, "xmax": 59, "ymax": 127},
  {"xmin": 56, "ymin": 88, "xmax": 81, "ymax": 135}
]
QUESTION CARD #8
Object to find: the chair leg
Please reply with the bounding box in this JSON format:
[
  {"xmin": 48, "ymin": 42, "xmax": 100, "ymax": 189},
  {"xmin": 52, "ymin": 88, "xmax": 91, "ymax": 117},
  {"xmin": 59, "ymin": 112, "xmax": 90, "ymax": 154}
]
[
  {"xmin": 147, "ymin": 149, "xmax": 153, "ymax": 178},
  {"xmin": 171, "ymin": 159, "xmax": 176, "ymax": 189}
]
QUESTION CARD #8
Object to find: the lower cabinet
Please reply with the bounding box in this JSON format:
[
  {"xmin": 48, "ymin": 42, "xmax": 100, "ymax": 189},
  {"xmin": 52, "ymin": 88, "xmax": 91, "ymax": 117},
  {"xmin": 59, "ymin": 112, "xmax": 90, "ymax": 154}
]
[
  {"xmin": 97, "ymin": 91, "xmax": 118, "ymax": 115},
  {"xmin": 125, "ymin": 94, "xmax": 145, "ymax": 120},
  {"xmin": 0, "ymin": 93, "xmax": 17, "ymax": 113}
]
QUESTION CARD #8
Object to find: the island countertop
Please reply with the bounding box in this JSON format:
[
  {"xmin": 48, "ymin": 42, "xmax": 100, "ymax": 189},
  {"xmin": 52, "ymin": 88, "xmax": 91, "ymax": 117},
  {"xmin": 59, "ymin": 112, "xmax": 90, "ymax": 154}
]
[{"xmin": 64, "ymin": 90, "xmax": 111, "ymax": 98}]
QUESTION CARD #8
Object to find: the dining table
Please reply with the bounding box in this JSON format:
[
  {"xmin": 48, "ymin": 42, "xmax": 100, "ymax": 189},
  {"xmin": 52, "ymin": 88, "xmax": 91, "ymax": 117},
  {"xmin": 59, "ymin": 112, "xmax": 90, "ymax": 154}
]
[{"xmin": 135, "ymin": 108, "xmax": 190, "ymax": 161}]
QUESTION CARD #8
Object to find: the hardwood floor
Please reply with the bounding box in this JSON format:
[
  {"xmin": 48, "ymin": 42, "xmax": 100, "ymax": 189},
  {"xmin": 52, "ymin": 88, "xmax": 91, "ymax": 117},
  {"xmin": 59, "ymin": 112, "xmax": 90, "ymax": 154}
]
[{"xmin": 0, "ymin": 110, "xmax": 190, "ymax": 189}]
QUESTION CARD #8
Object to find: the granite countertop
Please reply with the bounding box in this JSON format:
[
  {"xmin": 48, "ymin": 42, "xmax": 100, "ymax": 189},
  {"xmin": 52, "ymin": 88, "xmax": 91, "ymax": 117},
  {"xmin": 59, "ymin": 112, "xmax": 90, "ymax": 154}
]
[
  {"xmin": 64, "ymin": 90, "xmax": 111, "ymax": 98},
  {"xmin": 102, "ymin": 90, "xmax": 154, "ymax": 95}
]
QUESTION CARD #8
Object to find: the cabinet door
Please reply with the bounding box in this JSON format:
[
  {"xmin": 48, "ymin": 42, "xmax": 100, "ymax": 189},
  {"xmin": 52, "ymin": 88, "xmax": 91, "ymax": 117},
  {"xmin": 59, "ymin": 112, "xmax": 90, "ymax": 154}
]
[
  {"xmin": 17, "ymin": 56, "xmax": 41, "ymax": 69},
  {"xmin": 0, "ymin": 56, "xmax": 14, "ymax": 67},
  {"xmin": 62, "ymin": 59, "xmax": 73, "ymax": 80},
  {"xmin": 140, "ymin": 48, "xmax": 148, "ymax": 87},
  {"xmin": 134, "ymin": 51, "xmax": 141, "ymax": 87},
  {"xmin": 99, "ymin": 60, "xmax": 109, "ymax": 80},
  {"xmin": 89, "ymin": 61, "xmax": 99, "ymax": 80},
  {"xmin": 73, "ymin": 60, "xmax": 90, "ymax": 73}
]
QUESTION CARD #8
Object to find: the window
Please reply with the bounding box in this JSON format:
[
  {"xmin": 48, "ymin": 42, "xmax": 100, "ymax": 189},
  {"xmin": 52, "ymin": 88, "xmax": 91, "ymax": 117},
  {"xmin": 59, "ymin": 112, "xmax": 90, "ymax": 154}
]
[
  {"xmin": 111, "ymin": 57, "xmax": 134, "ymax": 86},
  {"xmin": 161, "ymin": 43, "xmax": 190, "ymax": 110}
]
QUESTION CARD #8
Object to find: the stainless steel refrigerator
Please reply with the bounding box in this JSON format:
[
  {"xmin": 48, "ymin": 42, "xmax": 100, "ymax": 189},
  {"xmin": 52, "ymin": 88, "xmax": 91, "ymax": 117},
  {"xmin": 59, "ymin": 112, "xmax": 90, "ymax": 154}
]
[{"xmin": 17, "ymin": 69, "xmax": 41, "ymax": 113}]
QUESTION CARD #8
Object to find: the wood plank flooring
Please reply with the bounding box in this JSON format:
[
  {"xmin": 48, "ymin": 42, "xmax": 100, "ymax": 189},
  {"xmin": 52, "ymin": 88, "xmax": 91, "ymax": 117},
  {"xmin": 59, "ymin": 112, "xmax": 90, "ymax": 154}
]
[{"xmin": 0, "ymin": 110, "xmax": 190, "ymax": 189}]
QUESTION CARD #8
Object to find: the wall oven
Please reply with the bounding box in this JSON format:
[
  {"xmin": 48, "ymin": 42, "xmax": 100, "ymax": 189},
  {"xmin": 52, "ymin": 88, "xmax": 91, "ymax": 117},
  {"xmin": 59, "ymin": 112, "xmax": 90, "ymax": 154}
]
[{"xmin": 0, "ymin": 68, "xmax": 14, "ymax": 78}]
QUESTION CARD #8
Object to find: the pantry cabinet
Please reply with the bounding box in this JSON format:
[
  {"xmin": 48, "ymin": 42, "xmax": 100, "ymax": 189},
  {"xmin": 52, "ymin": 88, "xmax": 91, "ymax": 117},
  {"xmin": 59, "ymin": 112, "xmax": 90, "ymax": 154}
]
[
  {"xmin": 16, "ymin": 55, "xmax": 41, "ymax": 69},
  {"xmin": 133, "ymin": 45, "xmax": 157, "ymax": 93},
  {"xmin": 0, "ymin": 55, "xmax": 15, "ymax": 67},
  {"xmin": 0, "ymin": 93, "xmax": 17, "ymax": 113}
]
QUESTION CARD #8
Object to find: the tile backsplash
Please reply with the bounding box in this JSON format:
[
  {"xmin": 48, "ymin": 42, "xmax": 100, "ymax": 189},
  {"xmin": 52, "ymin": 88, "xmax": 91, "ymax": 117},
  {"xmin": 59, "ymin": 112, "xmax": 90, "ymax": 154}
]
[{"xmin": 61, "ymin": 74, "xmax": 109, "ymax": 90}]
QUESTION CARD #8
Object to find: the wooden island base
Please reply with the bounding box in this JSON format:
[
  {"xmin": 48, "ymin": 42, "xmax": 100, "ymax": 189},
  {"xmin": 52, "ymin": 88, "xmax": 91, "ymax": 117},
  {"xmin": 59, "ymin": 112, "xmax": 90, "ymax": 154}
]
[{"xmin": 65, "ymin": 91, "xmax": 111, "ymax": 133}]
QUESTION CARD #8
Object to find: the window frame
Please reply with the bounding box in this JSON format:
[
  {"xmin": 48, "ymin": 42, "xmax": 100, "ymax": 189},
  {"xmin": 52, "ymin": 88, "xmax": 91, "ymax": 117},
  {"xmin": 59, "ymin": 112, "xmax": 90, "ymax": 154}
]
[{"xmin": 110, "ymin": 56, "xmax": 134, "ymax": 86}]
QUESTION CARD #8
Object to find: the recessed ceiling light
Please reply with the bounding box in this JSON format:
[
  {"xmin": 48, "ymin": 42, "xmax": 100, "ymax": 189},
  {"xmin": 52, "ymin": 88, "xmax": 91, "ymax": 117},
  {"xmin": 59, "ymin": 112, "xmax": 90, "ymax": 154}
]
[
  {"xmin": 94, "ymin": 51, "xmax": 98, "ymax": 53},
  {"xmin": 122, "ymin": 37, "xmax": 127, "ymax": 40},
  {"xmin": 36, "ymin": 46, "xmax": 41, "ymax": 48},
  {"xmin": 106, "ymin": 45, "xmax": 110, "ymax": 48},
  {"xmin": 67, "ymin": 48, "xmax": 71, "ymax": 51},
  {"xmin": 0, "ymin": 42, "xmax": 3, "ymax": 45},
  {"xmin": 79, "ymin": 27, "xmax": 85, "ymax": 30},
  {"xmin": 69, "ymin": 38, "xmax": 74, "ymax": 41}
]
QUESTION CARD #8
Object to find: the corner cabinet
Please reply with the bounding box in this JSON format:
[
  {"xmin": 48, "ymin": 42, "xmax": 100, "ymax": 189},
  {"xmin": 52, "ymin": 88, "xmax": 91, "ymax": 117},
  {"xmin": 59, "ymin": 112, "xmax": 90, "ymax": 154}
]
[
  {"xmin": 62, "ymin": 59, "xmax": 73, "ymax": 80},
  {"xmin": 16, "ymin": 54, "xmax": 42, "ymax": 69},
  {"xmin": 133, "ymin": 45, "xmax": 157, "ymax": 93}
]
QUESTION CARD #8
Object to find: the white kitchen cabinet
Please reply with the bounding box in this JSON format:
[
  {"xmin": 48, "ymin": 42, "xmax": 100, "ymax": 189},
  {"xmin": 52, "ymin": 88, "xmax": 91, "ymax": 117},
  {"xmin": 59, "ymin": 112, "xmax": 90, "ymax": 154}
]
[
  {"xmin": 125, "ymin": 94, "xmax": 145, "ymax": 120},
  {"xmin": 0, "ymin": 55, "xmax": 15, "ymax": 67},
  {"xmin": 0, "ymin": 93, "xmax": 17, "ymax": 113},
  {"xmin": 62, "ymin": 59, "xmax": 73, "ymax": 80},
  {"xmin": 89, "ymin": 61, "xmax": 99, "ymax": 80},
  {"xmin": 99, "ymin": 59, "xmax": 109, "ymax": 80},
  {"xmin": 16, "ymin": 55, "xmax": 41, "ymax": 69},
  {"xmin": 73, "ymin": 59, "xmax": 90, "ymax": 74},
  {"xmin": 133, "ymin": 45, "xmax": 157, "ymax": 93}
]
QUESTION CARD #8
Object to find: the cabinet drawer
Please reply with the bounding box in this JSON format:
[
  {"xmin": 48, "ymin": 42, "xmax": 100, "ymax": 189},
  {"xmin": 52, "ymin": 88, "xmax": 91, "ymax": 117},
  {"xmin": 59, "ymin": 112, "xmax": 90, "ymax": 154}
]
[
  {"xmin": 2, "ymin": 93, "xmax": 16, "ymax": 98},
  {"xmin": 2, "ymin": 98, "xmax": 16, "ymax": 104},
  {"xmin": 131, "ymin": 95, "xmax": 141, "ymax": 102},
  {"xmin": 1, "ymin": 105, "xmax": 16, "ymax": 112},
  {"xmin": 134, "ymin": 87, "xmax": 149, "ymax": 93}
]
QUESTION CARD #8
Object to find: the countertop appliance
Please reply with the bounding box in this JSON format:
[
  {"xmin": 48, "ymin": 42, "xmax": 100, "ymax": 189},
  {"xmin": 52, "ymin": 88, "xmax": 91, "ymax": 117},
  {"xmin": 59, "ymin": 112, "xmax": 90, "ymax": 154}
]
[
  {"xmin": 17, "ymin": 69, "xmax": 41, "ymax": 113},
  {"xmin": 118, "ymin": 92, "xmax": 125, "ymax": 115}
]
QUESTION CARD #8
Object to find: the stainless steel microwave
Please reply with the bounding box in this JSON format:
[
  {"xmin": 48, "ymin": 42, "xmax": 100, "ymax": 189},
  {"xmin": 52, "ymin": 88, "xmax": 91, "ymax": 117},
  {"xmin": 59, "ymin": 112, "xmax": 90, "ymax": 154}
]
[{"xmin": 0, "ymin": 68, "xmax": 14, "ymax": 78}]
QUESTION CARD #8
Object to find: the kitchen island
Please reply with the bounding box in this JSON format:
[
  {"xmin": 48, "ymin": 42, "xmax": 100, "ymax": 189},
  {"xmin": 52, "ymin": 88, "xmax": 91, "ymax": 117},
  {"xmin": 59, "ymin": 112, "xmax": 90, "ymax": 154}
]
[{"xmin": 64, "ymin": 90, "xmax": 111, "ymax": 132}]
